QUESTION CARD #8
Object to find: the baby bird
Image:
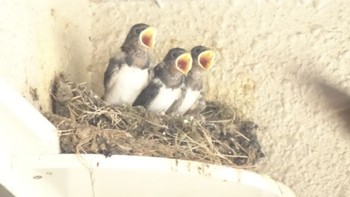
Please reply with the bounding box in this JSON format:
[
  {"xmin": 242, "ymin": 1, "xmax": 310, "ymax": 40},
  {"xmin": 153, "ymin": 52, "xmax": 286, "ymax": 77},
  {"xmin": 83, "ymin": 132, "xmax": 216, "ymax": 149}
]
[
  {"xmin": 103, "ymin": 23, "xmax": 156, "ymax": 106},
  {"xmin": 133, "ymin": 48, "xmax": 192, "ymax": 114},
  {"xmin": 167, "ymin": 46, "xmax": 215, "ymax": 115}
]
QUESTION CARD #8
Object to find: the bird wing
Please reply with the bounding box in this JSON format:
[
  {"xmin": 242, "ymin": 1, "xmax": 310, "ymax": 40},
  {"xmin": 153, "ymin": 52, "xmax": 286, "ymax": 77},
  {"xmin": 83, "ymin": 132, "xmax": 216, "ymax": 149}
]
[
  {"xmin": 133, "ymin": 62, "xmax": 164, "ymax": 107},
  {"xmin": 148, "ymin": 66, "xmax": 154, "ymax": 82},
  {"xmin": 103, "ymin": 55, "xmax": 126, "ymax": 89},
  {"xmin": 133, "ymin": 78, "xmax": 162, "ymax": 108}
]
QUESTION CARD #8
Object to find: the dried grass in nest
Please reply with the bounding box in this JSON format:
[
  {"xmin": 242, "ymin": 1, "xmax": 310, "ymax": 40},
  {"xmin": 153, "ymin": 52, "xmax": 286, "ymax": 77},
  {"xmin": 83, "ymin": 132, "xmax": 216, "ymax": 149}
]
[{"xmin": 46, "ymin": 74, "xmax": 264, "ymax": 168}]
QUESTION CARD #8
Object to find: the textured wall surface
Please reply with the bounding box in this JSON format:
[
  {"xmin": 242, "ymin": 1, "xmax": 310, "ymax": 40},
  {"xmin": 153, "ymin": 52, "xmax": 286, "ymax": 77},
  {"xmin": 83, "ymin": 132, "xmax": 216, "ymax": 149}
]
[
  {"xmin": 90, "ymin": 2, "xmax": 350, "ymax": 195},
  {"xmin": 0, "ymin": 0, "xmax": 92, "ymax": 111},
  {"xmin": 1, "ymin": 0, "xmax": 350, "ymax": 196}
]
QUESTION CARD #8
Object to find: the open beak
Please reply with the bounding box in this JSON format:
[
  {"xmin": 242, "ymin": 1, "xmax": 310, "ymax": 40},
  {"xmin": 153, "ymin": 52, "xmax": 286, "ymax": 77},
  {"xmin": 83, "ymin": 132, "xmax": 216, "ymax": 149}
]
[
  {"xmin": 198, "ymin": 50, "xmax": 214, "ymax": 70},
  {"xmin": 139, "ymin": 27, "xmax": 156, "ymax": 49},
  {"xmin": 176, "ymin": 53, "xmax": 193, "ymax": 75}
]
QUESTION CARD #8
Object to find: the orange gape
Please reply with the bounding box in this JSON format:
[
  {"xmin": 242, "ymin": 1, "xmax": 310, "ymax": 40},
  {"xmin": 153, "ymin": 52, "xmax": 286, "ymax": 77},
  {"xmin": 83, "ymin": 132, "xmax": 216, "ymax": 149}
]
[
  {"xmin": 177, "ymin": 59, "xmax": 188, "ymax": 71},
  {"xmin": 142, "ymin": 35, "xmax": 152, "ymax": 48}
]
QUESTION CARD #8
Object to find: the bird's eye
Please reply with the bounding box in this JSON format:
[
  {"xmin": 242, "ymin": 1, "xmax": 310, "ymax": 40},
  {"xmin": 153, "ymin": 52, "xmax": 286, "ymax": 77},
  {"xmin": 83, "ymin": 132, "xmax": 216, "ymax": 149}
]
[
  {"xmin": 195, "ymin": 48, "xmax": 201, "ymax": 54},
  {"xmin": 172, "ymin": 52, "xmax": 178, "ymax": 58},
  {"xmin": 135, "ymin": 28, "xmax": 141, "ymax": 34}
]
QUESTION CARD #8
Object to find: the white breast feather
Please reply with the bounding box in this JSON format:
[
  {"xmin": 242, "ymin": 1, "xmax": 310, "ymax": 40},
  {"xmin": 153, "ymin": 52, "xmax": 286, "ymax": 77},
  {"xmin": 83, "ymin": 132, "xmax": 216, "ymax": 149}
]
[
  {"xmin": 177, "ymin": 88, "xmax": 201, "ymax": 114},
  {"xmin": 148, "ymin": 80, "xmax": 181, "ymax": 113},
  {"xmin": 104, "ymin": 64, "xmax": 149, "ymax": 105}
]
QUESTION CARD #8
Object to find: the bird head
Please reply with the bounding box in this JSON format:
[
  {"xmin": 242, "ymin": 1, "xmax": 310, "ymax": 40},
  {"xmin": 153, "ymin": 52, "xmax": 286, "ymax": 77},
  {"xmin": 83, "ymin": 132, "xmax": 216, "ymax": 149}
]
[
  {"xmin": 191, "ymin": 46, "xmax": 215, "ymax": 71},
  {"xmin": 122, "ymin": 23, "xmax": 156, "ymax": 51},
  {"xmin": 164, "ymin": 48, "xmax": 193, "ymax": 76}
]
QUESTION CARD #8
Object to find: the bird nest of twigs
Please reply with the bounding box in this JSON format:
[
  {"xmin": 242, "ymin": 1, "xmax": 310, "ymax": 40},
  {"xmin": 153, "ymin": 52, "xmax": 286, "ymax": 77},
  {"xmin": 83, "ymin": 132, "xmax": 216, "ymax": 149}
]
[{"xmin": 45, "ymin": 74, "xmax": 264, "ymax": 168}]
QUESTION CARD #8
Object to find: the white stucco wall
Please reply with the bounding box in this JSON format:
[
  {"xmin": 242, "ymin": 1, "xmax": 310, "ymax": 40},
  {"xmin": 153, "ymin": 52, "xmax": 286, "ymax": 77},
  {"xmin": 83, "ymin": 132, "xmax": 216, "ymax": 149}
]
[
  {"xmin": 90, "ymin": 2, "xmax": 350, "ymax": 195},
  {"xmin": 0, "ymin": 0, "xmax": 92, "ymax": 111},
  {"xmin": 1, "ymin": 0, "xmax": 350, "ymax": 196}
]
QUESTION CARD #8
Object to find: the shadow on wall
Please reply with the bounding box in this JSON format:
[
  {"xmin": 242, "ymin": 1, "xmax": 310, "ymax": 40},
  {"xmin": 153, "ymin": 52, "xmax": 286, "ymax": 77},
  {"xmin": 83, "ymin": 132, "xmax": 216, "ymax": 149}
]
[
  {"xmin": 51, "ymin": 7, "xmax": 90, "ymax": 83},
  {"xmin": 0, "ymin": 184, "xmax": 14, "ymax": 197},
  {"xmin": 316, "ymin": 82, "xmax": 350, "ymax": 139}
]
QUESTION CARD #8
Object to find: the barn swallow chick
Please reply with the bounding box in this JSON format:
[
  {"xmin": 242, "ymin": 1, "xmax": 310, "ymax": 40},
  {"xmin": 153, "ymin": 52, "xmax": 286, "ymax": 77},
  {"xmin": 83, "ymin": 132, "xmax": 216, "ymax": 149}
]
[
  {"xmin": 133, "ymin": 48, "xmax": 192, "ymax": 114},
  {"xmin": 167, "ymin": 46, "xmax": 214, "ymax": 115},
  {"xmin": 103, "ymin": 23, "xmax": 156, "ymax": 106}
]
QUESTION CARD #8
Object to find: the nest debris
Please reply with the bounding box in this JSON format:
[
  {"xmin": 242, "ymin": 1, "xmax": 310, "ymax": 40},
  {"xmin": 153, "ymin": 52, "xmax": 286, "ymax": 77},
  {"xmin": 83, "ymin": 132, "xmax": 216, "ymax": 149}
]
[{"xmin": 46, "ymin": 74, "xmax": 264, "ymax": 168}]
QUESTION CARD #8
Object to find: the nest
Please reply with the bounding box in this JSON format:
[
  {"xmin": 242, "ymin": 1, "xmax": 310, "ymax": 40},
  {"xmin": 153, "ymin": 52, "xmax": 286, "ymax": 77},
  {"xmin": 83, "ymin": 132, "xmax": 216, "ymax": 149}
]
[{"xmin": 46, "ymin": 74, "xmax": 264, "ymax": 168}]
